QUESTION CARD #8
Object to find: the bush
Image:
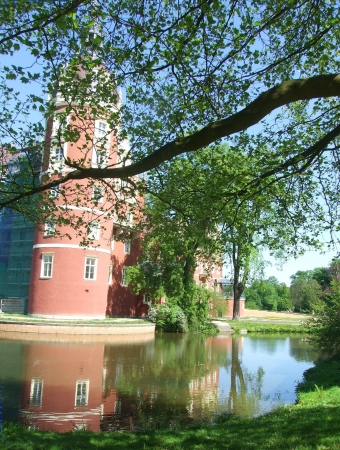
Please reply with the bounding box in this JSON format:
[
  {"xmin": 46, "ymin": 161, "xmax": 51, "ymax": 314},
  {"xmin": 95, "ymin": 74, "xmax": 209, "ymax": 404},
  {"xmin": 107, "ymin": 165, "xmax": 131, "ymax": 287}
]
[
  {"xmin": 209, "ymin": 292, "xmax": 229, "ymax": 317},
  {"xmin": 311, "ymin": 281, "xmax": 340, "ymax": 355},
  {"xmin": 147, "ymin": 303, "xmax": 188, "ymax": 333},
  {"xmin": 147, "ymin": 287, "xmax": 218, "ymax": 334},
  {"xmin": 244, "ymin": 300, "xmax": 259, "ymax": 310}
]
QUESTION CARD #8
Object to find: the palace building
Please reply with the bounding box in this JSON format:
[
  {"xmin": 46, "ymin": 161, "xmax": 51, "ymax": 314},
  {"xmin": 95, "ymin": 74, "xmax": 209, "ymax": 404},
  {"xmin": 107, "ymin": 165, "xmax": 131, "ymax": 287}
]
[
  {"xmin": 0, "ymin": 61, "xmax": 241, "ymax": 319},
  {"xmin": 0, "ymin": 63, "xmax": 148, "ymax": 319}
]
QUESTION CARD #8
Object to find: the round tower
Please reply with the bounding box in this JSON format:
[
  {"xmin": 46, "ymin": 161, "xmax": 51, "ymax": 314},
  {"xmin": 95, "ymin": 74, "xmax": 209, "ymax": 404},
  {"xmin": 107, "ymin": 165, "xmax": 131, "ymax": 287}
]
[{"xmin": 28, "ymin": 65, "xmax": 118, "ymax": 319}]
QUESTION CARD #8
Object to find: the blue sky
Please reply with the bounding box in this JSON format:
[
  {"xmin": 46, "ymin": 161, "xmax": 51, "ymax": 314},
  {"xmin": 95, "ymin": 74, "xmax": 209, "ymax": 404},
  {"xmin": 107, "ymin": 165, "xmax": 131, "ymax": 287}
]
[{"xmin": 264, "ymin": 249, "xmax": 338, "ymax": 286}]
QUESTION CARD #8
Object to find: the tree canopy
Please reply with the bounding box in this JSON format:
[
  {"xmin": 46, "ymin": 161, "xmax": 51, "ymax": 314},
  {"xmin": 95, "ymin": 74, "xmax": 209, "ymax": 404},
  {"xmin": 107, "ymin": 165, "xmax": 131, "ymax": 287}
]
[
  {"xmin": 125, "ymin": 144, "xmax": 327, "ymax": 319},
  {"xmin": 246, "ymin": 259, "xmax": 340, "ymax": 313},
  {"xmin": 0, "ymin": 0, "xmax": 340, "ymax": 239}
]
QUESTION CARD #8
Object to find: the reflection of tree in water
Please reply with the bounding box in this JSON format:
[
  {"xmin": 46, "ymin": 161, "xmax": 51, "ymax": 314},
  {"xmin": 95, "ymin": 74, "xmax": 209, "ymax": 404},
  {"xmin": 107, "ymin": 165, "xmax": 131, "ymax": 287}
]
[
  {"xmin": 101, "ymin": 334, "xmax": 227, "ymax": 431},
  {"xmin": 247, "ymin": 335, "xmax": 289, "ymax": 355},
  {"xmin": 289, "ymin": 337, "xmax": 318, "ymax": 363},
  {"xmin": 225, "ymin": 338, "xmax": 267, "ymax": 417}
]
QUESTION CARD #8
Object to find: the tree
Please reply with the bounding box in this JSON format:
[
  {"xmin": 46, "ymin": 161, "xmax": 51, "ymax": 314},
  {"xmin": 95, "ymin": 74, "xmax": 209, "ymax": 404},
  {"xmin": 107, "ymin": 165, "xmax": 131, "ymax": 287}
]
[
  {"xmin": 328, "ymin": 259, "xmax": 340, "ymax": 282},
  {"xmin": 126, "ymin": 188, "xmax": 219, "ymax": 330},
  {"xmin": 245, "ymin": 278, "xmax": 292, "ymax": 312},
  {"xmin": 128, "ymin": 145, "xmax": 324, "ymax": 319},
  {"xmin": 312, "ymin": 267, "xmax": 331, "ymax": 290},
  {"xmin": 290, "ymin": 278, "xmax": 323, "ymax": 312},
  {"xmin": 290, "ymin": 271, "xmax": 315, "ymax": 283},
  {"xmin": 312, "ymin": 281, "xmax": 340, "ymax": 356},
  {"xmin": 0, "ymin": 0, "xmax": 340, "ymax": 243},
  {"xmin": 276, "ymin": 283, "xmax": 292, "ymax": 311}
]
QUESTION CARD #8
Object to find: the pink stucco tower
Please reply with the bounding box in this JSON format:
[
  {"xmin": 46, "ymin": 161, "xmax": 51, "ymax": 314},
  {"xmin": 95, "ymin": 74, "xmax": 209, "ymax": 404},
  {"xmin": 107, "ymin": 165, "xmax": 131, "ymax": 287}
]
[{"xmin": 28, "ymin": 66, "xmax": 145, "ymax": 319}]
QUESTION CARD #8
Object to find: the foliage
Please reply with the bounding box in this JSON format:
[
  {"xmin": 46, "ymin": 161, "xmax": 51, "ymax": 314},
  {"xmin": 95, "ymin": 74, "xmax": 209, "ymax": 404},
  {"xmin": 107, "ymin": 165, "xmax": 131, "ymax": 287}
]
[
  {"xmin": 144, "ymin": 283, "xmax": 215, "ymax": 333},
  {"xmin": 311, "ymin": 281, "xmax": 340, "ymax": 355},
  {"xmin": 245, "ymin": 278, "xmax": 292, "ymax": 312},
  {"xmin": 290, "ymin": 278, "xmax": 323, "ymax": 312},
  {"xmin": 287, "ymin": 259, "xmax": 340, "ymax": 315},
  {"xmin": 147, "ymin": 302, "xmax": 188, "ymax": 333},
  {"xmin": 208, "ymin": 292, "xmax": 229, "ymax": 318},
  {"xmin": 143, "ymin": 145, "xmax": 324, "ymax": 321},
  {"xmin": 328, "ymin": 258, "xmax": 340, "ymax": 283},
  {"xmin": 297, "ymin": 353, "xmax": 340, "ymax": 394},
  {"xmin": 126, "ymin": 263, "xmax": 165, "ymax": 302},
  {"xmin": 0, "ymin": 0, "xmax": 340, "ymax": 251}
]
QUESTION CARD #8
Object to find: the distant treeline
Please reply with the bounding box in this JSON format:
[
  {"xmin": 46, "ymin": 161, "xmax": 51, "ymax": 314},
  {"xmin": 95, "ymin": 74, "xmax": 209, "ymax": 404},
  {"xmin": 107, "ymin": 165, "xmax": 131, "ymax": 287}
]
[{"xmin": 245, "ymin": 258, "xmax": 340, "ymax": 313}]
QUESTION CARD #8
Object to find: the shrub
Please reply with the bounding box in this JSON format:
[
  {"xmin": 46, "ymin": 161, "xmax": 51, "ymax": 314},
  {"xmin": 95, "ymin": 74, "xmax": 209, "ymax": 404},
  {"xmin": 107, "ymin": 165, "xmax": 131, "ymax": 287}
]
[
  {"xmin": 147, "ymin": 303, "xmax": 188, "ymax": 333},
  {"xmin": 209, "ymin": 292, "xmax": 229, "ymax": 317}
]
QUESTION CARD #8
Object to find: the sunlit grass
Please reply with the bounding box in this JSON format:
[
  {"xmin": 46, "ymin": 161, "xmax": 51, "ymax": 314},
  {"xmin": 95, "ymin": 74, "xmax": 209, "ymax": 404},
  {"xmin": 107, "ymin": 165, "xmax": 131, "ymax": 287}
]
[
  {"xmin": 230, "ymin": 320, "xmax": 310, "ymax": 334},
  {"xmin": 0, "ymin": 313, "xmax": 149, "ymax": 325}
]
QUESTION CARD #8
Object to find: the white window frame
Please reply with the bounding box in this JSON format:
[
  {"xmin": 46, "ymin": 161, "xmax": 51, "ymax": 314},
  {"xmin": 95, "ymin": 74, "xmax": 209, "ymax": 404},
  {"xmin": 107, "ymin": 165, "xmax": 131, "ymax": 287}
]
[
  {"xmin": 75, "ymin": 380, "xmax": 89, "ymax": 407},
  {"xmin": 114, "ymin": 400, "xmax": 121, "ymax": 415},
  {"xmin": 54, "ymin": 147, "xmax": 64, "ymax": 161},
  {"xmin": 30, "ymin": 378, "xmax": 43, "ymax": 407},
  {"xmin": 96, "ymin": 121, "xmax": 107, "ymax": 137},
  {"xmin": 88, "ymin": 222, "xmax": 100, "ymax": 240},
  {"xmin": 50, "ymin": 184, "xmax": 60, "ymax": 199},
  {"xmin": 121, "ymin": 266, "xmax": 128, "ymax": 286},
  {"xmin": 44, "ymin": 221, "xmax": 56, "ymax": 236},
  {"xmin": 53, "ymin": 115, "xmax": 68, "ymax": 138},
  {"xmin": 40, "ymin": 253, "xmax": 54, "ymax": 278},
  {"xmin": 84, "ymin": 256, "xmax": 98, "ymax": 280},
  {"xmin": 125, "ymin": 211, "xmax": 133, "ymax": 225},
  {"xmin": 124, "ymin": 240, "xmax": 131, "ymax": 254},
  {"xmin": 108, "ymin": 264, "xmax": 113, "ymax": 285},
  {"xmin": 92, "ymin": 145, "xmax": 108, "ymax": 167},
  {"xmin": 92, "ymin": 185, "xmax": 103, "ymax": 203},
  {"xmin": 143, "ymin": 293, "xmax": 151, "ymax": 304}
]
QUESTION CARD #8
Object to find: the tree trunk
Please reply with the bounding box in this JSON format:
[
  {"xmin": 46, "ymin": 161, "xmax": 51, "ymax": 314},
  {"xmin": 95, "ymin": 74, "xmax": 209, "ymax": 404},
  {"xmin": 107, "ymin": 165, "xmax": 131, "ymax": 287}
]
[
  {"xmin": 232, "ymin": 245, "xmax": 243, "ymax": 320},
  {"xmin": 233, "ymin": 284, "xmax": 243, "ymax": 320},
  {"xmin": 231, "ymin": 241, "xmax": 248, "ymax": 320}
]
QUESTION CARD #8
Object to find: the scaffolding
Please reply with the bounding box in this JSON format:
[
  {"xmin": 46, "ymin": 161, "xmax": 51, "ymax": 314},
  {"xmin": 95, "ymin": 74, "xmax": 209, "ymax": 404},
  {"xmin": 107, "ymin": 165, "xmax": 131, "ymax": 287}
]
[{"xmin": 0, "ymin": 209, "xmax": 35, "ymax": 303}]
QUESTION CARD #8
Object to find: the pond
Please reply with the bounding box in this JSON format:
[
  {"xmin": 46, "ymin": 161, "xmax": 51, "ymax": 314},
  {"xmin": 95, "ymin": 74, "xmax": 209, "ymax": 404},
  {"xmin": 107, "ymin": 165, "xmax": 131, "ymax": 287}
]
[{"xmin": 0, "ymin": 333, "xmax": 317, "ymax": 432}]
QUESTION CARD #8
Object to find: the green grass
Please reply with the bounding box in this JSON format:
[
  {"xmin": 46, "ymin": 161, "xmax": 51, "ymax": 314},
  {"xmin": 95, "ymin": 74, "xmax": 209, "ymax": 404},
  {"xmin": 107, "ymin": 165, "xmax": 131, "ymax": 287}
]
[
  {"xmin": 2, "ymin": 356, "xmax": 340, "ymax": 450},
  {"xmin": 230, "ymin": 320, "xmax": 310, "ymax": 334},
  {"xmin": 0, "ymin": 313, "xmax": 150, "ymax": 325}
]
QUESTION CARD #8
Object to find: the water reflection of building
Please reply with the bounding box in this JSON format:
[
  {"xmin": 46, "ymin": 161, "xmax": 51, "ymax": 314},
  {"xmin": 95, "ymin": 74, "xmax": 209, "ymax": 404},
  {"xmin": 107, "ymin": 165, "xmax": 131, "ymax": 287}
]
[
  {"xmin": 17, "ymin": 335, "xmax": 155, "ymax": 433},
  {"xmin": 186, "ymin": 335, "xmax": 236, "ymax": 419},
  {"xmin": 19, "ymin": 343, "xmax": 105, "ymax": 432},
  {"xmin": 100, "ymin": 342, "xmax": 155, "ymax": 431},
  {"xmin": 16, "ymin": 334, "xmax": 235, "ymax": 432},
  {"xmin": 188, "ymin": 369, "xmax": 219, "ymax": 418}
]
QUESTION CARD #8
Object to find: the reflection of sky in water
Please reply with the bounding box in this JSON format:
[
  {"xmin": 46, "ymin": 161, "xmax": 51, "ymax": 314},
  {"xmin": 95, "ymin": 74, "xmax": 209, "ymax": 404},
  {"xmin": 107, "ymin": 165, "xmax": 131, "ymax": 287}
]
[{"xmin": 218, "ymin": 336, "xmax": 317, "ymax": 416}]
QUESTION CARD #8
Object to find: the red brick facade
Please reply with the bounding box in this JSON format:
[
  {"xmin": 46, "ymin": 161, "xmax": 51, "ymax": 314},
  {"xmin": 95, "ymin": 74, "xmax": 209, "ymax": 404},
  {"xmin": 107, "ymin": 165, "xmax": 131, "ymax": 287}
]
[{"xmin": 28, "ymin": 90, "xmax": 145, "ymax": 319}]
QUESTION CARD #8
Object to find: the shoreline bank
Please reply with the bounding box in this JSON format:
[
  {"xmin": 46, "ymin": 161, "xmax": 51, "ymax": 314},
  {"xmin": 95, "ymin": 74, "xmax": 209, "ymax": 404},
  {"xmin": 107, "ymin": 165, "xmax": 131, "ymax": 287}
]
[{"xmin": 0, "ymin": 315, "xmax": 155, "ymax": 337}]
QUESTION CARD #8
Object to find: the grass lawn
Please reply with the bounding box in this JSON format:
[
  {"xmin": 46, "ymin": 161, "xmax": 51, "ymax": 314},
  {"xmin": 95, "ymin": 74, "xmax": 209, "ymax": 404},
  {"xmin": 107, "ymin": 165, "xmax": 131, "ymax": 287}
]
[
  {"xmin": 2, "ymin": 355, "xmax": 340, "ymax": 450},
  {"xmin": 0, "ymin": 313, "xmax": 149, "ymax": 325},
  {"xmin": 230, "ymin": 320, "xmax": 310, "ymax": 334}
]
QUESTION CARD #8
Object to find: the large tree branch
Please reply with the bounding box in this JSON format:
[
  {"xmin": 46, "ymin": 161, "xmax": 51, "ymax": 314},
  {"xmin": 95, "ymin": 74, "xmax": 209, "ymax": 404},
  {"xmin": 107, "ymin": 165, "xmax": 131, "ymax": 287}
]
[
  {"xmin": 88, "ymin": 74, "xmax": 340, "ymax": 177},
  {"xmin": 2, "ymin": 73, "xmax": 340, "ymax": 208}
]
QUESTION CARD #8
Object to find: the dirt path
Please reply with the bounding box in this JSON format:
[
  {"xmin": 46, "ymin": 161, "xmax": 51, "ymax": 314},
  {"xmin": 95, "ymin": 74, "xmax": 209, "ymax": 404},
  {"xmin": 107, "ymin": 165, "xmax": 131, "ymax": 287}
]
[{"xmin": 244, "ymin": 309, "xmax": 310, "ymax": 320}]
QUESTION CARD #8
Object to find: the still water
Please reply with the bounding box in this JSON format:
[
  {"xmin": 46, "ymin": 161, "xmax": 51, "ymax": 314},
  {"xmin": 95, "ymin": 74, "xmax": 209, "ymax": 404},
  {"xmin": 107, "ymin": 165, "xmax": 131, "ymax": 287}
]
[{"xmin": 0, "ymin": 333, "xmax": 317, "ymax": 432}]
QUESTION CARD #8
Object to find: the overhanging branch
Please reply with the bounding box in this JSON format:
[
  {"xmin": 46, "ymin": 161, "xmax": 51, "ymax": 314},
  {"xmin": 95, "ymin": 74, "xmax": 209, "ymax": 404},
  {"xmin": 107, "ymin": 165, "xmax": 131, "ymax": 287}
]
[{"xmin": 2, "ymin": 73, "xmax": 340, "ymax": 208}]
